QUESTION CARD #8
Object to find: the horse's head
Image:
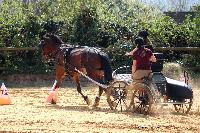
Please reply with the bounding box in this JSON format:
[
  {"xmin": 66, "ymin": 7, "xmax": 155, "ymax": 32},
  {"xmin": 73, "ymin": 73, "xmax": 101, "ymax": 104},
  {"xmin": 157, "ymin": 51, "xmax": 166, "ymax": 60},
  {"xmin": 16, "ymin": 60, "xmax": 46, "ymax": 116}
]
[{"xmin": 39, "ymin": 33, "xmax": 63, "ymax": 62}]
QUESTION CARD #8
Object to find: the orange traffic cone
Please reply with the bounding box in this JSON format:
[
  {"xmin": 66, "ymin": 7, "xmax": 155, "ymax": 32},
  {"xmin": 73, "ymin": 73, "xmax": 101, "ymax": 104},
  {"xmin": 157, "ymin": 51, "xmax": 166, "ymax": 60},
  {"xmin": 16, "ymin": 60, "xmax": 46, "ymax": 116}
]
[{"xmin": 0, "ymin": 83, "xmax": 11, "ymax": 105}]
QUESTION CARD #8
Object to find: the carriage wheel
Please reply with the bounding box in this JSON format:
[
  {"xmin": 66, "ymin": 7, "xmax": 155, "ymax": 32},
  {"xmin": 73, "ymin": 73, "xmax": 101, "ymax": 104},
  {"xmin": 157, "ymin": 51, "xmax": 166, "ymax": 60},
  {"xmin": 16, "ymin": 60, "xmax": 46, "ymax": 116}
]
[
  {"xmin": 173, "ymin": 98, "xmax": 193, "ymax": 114},
  {"xmin": 106, "ymin": 81, "xmax": 132, "ymax": 112},
  {"xmin": 130, "ymin": 83, "xmax": 153, "ymax": 115}
]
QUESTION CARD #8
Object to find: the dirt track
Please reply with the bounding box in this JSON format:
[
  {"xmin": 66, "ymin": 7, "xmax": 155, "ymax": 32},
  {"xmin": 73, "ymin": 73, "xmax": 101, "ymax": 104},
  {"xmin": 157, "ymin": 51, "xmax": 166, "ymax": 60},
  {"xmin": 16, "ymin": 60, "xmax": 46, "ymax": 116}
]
[{"xmin": 1, "ymin": 83, "xmax": 200, "ymax": 133}]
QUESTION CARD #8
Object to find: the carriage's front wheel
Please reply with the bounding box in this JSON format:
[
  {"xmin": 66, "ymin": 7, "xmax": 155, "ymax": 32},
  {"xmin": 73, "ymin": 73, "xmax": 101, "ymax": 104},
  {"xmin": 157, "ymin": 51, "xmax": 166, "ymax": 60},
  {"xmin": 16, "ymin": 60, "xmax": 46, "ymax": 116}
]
[
  {"xmin": 106, "ymin": 81, "xmax": 132, "ymax": 112},
  {"xmin": 130, "ymin": 83, "xmax": 153, "ymax": 115},
  {"xmin": 173, "ymin": 98, "xmax": 193, "ymax": 114}
]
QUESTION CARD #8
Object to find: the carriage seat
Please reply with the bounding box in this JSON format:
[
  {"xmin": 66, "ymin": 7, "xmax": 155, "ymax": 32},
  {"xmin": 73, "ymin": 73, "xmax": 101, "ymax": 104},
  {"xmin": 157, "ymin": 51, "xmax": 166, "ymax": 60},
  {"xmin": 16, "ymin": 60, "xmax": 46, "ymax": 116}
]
[
  {"xmin": 151, "ymin": 53, "xmax": 165, "ymax": 72},
  {"xmin": 166, "ymin": 77, "xmax": 193, "ymax": 100}
]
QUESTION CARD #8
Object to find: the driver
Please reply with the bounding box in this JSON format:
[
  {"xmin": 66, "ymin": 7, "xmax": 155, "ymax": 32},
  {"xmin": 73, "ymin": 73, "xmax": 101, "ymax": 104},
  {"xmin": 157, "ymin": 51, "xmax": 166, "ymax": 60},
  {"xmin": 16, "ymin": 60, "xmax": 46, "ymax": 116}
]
[
  {"xmin": 126, "ymin": 37, "xmax": 168, "ymax": 103},
  {"xmin": 126, "ymin": 37, "xmax": 156, "ymax": 82},
  {"xmin": 138, "ymin": 30, "xmax": 154, "ymax": 52}
]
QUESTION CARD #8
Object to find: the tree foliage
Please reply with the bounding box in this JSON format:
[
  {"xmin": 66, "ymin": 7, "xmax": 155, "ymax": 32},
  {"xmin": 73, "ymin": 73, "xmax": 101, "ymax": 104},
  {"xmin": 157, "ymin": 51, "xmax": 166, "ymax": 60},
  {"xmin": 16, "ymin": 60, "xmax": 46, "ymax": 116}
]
[{"xmin": 0, "ymin": 0, "xmax": 199, "ymax": 74}]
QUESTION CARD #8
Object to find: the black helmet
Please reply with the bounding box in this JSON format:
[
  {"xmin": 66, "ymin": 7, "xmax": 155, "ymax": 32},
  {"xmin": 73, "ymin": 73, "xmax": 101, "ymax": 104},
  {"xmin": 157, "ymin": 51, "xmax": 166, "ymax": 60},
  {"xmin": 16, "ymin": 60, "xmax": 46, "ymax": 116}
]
[
  {"xmin": 135, "ymin": 37, "xmax": 144, "ymax": 48},
  {"xmin": 138, "ymin": 30, "xmax": 149, "ymax": 38}
]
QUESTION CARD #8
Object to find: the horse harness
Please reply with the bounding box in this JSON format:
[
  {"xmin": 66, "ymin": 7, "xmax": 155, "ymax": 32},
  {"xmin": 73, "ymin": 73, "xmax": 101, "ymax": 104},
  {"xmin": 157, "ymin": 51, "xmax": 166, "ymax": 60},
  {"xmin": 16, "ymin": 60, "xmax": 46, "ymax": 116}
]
[
  {"xmin": 51, "ymin": 45, "xmax": 105, "ymax": 77},
  {"xmin": 55, "ymin": 46, "xmax": 76, "ymax": 74},
  {"xmin": 63, "ymin": 47, "xmax": 79, "ymax": 75}
]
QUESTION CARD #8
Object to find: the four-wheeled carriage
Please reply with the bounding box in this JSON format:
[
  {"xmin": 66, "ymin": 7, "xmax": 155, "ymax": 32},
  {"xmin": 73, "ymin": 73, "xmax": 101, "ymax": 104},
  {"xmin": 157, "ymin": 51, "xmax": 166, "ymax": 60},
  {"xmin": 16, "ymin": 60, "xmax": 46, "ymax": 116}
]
[
  {"xmin": 107, "ymin": 66, "xmax": 154, "ymax": 114},
  {"xmin": 107, "ymin": 52, "xmax": 193, "ymax": 114}
]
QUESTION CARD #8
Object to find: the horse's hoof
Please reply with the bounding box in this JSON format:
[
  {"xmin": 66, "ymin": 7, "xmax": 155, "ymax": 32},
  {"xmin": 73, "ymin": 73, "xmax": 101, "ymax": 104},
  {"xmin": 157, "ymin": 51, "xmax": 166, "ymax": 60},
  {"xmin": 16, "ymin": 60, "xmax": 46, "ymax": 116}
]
[
  {"xmin": 93, "ymin": 96, "xmax": 100, "ymax": 107},
  {"xmin": 84, "ymin": 96, "xmax": 91, "ymax": 106},
  {"xmin": 86, "ymin": 99, "xmax": 91, "ymax": 106},
  {"xmin": 51, "ymin": 99, "xmax": 57, "ymax": 104},
  {"xmin": 93, "ymin": 102, "xmax": 99, "ymax": 107}
]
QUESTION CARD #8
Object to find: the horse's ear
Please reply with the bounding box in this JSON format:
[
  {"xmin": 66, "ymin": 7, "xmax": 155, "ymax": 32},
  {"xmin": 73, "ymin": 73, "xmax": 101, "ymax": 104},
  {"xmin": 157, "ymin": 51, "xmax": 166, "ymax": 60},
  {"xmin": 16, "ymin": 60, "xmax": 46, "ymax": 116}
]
[
  {"xmin": 46, "ymin": 33, "xmax": 50, "ymax": 37},
  {"xmin": 48, "ymin": 33, "xmax": 54, "ymax": 36},
  {"xmin": 43, "ymin": 34, "xmax": 50, "ymax": 40},
  {"xmin": 44, "ymin": 33, "xmax": 53, "ymax": 38},
  {"xmin": 42, "ymin": 35, "xmax": 47, "ymax": 39}
]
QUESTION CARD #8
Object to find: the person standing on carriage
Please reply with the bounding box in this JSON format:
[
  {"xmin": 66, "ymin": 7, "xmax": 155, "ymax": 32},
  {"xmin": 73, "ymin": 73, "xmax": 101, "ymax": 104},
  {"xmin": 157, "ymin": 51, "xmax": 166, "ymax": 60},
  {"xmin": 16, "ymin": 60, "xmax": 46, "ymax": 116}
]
[
  {"xmin": 138, "ymin": 30, "xmax": 154, "ymax": 52},
  {"xmin": 126, "ymin": 37, "xmax": 156, "ymax": 82}
]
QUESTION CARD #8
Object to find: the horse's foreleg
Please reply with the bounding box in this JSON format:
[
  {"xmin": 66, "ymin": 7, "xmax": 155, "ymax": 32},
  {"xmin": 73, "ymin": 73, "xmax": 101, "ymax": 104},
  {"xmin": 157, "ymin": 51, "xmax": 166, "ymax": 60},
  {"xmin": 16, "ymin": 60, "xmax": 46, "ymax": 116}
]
[
  {"xmin": 47, "ymin": 80, "xmax": 60, "ymax": 104},
  {"xmin": 47, "ymin": 66, "xmax": 65, "ymax": 104},
  {"xmin": 72, "ymin": 75, "xmax": 90, "ymax": 106},
  {"xmin": 93, "ymin": 87, "xmax": 104, "ymax": 107},
  {"xmin": 51, "ymin": 80, "xmax": 59, "ymax": 91},
  {"xmin": 49, "ymin": 77, "xmax": 64, "ymax": 104}
]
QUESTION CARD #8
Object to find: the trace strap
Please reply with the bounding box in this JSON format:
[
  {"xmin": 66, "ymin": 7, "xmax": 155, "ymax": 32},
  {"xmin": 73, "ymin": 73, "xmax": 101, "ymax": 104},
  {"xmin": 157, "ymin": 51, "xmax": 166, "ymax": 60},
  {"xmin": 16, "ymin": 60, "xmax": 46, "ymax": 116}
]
[{"xmin": 74, "ymin": 68, "xmax": 109, "ymax": 89}]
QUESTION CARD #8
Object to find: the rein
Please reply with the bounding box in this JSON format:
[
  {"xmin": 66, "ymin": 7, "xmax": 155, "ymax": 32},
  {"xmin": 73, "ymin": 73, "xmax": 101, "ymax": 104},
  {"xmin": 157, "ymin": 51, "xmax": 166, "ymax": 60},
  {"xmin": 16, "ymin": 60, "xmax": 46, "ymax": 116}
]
[{"xmin": 74, "ymin": 68, "xmax": 109, "ymax": 89}]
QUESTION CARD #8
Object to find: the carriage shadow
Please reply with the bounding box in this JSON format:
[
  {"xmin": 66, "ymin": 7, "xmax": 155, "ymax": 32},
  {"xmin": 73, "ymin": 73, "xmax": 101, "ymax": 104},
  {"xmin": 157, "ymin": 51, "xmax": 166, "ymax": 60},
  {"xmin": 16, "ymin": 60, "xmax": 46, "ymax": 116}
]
[{"xmin": 35, "ymin": 104, "xmax": 162, "ymax": 120}]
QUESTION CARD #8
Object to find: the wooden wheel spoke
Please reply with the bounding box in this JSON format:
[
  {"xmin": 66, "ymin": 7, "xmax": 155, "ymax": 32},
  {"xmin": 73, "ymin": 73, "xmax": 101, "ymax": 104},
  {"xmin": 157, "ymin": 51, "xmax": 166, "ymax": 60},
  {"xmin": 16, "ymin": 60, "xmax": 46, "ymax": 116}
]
[
  {"xmin": 114, "ymin": 99, "xmax": 121, "ymax": 110},
  {"xmin": 133, "ymin": 93, "xmax": 140, "ymax": 99},
  {"xmin": 132, "ymin": 84, "xmax": 153, "ymax": 114},
  {"xmin": 122, "ymin": 98, "xmax": 128, "ymax": 108},
  {"xmin": 107, "ymin": 81, "xmax": 132, "ymax": 112},
  {"xmin": 173, "ymin": 98, "xmax": 193, "ymax": 114},
  {"xmin": 120, "ymin": 100, "xmax": 123, "ymax": 111}
]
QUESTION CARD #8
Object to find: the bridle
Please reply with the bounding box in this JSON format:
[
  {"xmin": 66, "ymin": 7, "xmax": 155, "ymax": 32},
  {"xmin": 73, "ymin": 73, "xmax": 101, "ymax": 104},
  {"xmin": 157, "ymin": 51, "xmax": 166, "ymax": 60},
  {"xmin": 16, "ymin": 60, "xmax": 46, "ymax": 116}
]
[{"xmin": 40, "ymin": 40, "xmax": 62, "ymax": 60}]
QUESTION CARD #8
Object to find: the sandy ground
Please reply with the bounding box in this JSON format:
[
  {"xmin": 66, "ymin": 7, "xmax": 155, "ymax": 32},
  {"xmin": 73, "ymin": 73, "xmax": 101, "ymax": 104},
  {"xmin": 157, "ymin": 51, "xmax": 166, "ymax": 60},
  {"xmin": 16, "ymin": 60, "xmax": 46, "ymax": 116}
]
[{"xmin": 0, "ymin": 81, "xmax": 200, "ymax": 133}]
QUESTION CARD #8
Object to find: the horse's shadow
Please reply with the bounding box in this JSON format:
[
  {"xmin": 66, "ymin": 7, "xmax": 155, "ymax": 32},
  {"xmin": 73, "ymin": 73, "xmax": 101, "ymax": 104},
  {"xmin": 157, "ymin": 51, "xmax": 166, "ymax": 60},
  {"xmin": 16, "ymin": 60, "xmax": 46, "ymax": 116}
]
[
  {"xmin": 36, "ymin": 104, "xmax": 160, "ymax": 119},
  {"xmin": 36, "ymin": 104, "xmax": 133, "ymax": 115}
]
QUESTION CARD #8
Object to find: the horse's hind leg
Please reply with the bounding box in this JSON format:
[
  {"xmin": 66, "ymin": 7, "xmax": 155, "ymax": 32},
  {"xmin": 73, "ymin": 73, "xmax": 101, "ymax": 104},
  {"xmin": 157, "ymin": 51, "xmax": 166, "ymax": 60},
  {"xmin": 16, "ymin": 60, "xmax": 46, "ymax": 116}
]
[
  {"xmin": 93, "ymin": 86, "xmax": 104, "ymax": 107},
  {"xmin": 72, "ymin": 75, "xmax": 90, "ymax": 106},
  {"xmin": 86, "ymin": 71, "xmax": 104, "ymax": 107}
]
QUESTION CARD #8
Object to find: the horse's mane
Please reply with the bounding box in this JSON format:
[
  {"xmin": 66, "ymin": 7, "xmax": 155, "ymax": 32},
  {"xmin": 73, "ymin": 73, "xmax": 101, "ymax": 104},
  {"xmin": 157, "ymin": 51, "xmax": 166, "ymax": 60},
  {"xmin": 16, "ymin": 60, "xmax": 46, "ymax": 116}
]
[{"xmin": 45, "ymin": 34, "xmax": 64, "ymax": 46}]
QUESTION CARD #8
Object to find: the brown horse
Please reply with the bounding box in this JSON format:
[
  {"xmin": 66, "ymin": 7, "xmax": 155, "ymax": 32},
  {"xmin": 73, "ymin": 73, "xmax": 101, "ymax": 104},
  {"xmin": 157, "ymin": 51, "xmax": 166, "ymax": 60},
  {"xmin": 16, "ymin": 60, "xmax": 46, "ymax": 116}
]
[{"xmin": 39, "ymin": 33, "xmax": 113, "ymax": 106}]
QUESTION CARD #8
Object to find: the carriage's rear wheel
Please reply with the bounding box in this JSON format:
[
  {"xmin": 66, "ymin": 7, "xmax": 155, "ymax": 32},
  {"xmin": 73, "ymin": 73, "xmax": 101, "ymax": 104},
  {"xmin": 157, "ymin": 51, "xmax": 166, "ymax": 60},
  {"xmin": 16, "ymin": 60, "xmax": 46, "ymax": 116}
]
[
  {"xmin": 173, "ymin": 98, "xmax": 193, "ymax": 114},
  {"xmin": 106, "ymin": 81, "xmax": 132, "ymax": 112},
  {"xmin": 130, "ymin": 83, "xmax": 153, "ymax": 115}
]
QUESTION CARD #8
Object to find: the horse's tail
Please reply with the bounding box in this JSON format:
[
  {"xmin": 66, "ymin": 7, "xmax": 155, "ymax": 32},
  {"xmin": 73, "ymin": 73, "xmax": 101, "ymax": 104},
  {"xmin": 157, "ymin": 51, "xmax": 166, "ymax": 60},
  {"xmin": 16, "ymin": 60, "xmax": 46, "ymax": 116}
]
[{"xmin": 100, "ymin": 53, "xmax": 113, "ymax": 84}]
